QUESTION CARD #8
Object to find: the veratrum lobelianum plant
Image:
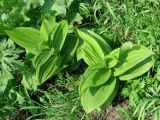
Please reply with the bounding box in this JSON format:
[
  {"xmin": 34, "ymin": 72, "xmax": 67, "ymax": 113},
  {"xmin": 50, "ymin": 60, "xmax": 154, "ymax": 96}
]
[
  {"xmin": 5, "ymin": 13, "xmax": 79, "ymax": 87},
  {"xmin": 76, "ymin": 29, "xmax": 156, "ymax": 113}
]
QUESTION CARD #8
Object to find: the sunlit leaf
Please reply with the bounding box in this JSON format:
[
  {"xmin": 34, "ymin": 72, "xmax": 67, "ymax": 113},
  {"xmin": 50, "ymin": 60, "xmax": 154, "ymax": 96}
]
[
  {"xmin": 79, "ymin": 66, "xmax": 111, "ymax": 95},
  {"xmin": 33, "ymin": 48, "xmax": 55, "ymax": 68},
  {"xmin": 49, "ymin": 20, "xmax": 68, "ymax": 50},
  {"xmin": 36, "ymin": 54, "xmax": 62, "ymax": 83},
  {"xmin": 77, "ymin": 29, "xmax": 111, "ymax": 60},
  {"xmin": 119, "ymin": 56, "xmax": 155, "ymax": 80},
  {"xmin": 80, "ymin": 77, "xmax": 117, "ymax": 113},
  {"xmin": 5, "ymin": 27, "xmax": 41, "ymax": 54},
  {"xmin": 114, "ymin": 45, "xmax": 155, "ymax": 77}
]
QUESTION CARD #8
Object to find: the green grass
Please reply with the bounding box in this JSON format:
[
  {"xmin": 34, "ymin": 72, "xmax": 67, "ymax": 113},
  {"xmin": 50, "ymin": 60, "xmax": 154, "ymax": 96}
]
[
  {"xmin": 29, "ymin": 73, "xmax": 91, "ymax": 120},
  {"xmin": 0, "ymin": 73, "xmax": 91, "ymax": 120},
  {"xmin": 80, "ymin": 1, "xmax": 160, "ymax": 50}
]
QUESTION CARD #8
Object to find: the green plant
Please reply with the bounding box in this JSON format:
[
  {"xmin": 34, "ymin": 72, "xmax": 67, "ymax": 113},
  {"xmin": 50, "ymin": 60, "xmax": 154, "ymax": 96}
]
[
  {"xmin": 5, "ymin": 13, "xmax": 79, "ymax": 88},
  {"xmin": 133, "ymin": 98, "xmax": 160, "ymax": 120},
  {"xmin": 0, "ymin": 0, "xmax": 83, "ymax": 36},
  {"xmin": 0, "ymin": 39, "xmax": 23, "ymax": 93},
  {"xmin": 0, "ymin": 0, "xmax": 45, "ymax": 35},
  {"xmin": 17, "ymin": 73, "xmax": 91, "ymax": 120},
  {"xmin": 76, "ymin": 29, "xmax": 155, "ymax": 113},
  {"xmin": 0, "ymin": 94, "xmax": 17, "ymax": 119},
  {"xmin": 120, "ymin": 74, "xmax": 160, "ymax": 120},
  {"xmin": 39, "ymin": 73, "xmax": 91, "ymax": 120}
]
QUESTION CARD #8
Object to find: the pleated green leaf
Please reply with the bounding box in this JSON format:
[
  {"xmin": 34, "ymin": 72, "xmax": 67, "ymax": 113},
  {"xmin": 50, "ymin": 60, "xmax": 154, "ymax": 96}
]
[
  {"xmin": 80, "ymin": 43, "xmax": 104, "ymax": 66},
  {"xmin": 77, "ymin": 29, "xmax": 111, "ymax": 55},
  {"xmin": 76, "ymin": 30, "xmax": 101, "ymax": 59},
  {"xmin": 61, "ymin": 34, "xmax": 79, "ymax": 63},
  {"xmin": 40, "ymin": 20, "xmax": 49, "ymax": 42},
  {"xmin": 105, "ymin": 55, "xmax": 118, "ymax": 68},
  {"xmin": 5, "ymin": 27, "xmax": 41, "ymax": 54},
  {"xmin": 33, "ymin": 48, "xmax": 55, "ymax": 68},
  {"xmin": 79, "ymin": 66, "xmax": 111, "ymax": 95},
  {"xmin": 76, "ymin": 45, "xmax": 84, "ymax": 61},
  {"xmin": 49, "ymin": 20, "xmax": 68, "ymax": 50},
  {"xmin": 37, "ymin": 41, "xmax": 49, "ymax": 51},
  {"xmin": 99, "ymin": 79, "xmax": 119, "ymax": 111},
  {"xmin": 109, "ymin": 48, "xmax": 120, "ymax": 58},
  {"xmin": 119, "ymin": 56, "xmax": 155, "ymax": 80},
  {"xmin": 80, "ymin": 77, "xmax": 117, "ymax": 113},
  {"xmin": 114, "ymin": 45, "xmax": 155, "ymax": 76},
  {"xmin": 84, "ymin": 63, "xmax": 107, "ymax": 74},
  {"xmin": 78, "ymin": 63, "xmax": 106, "ymax": 95},
  {"xmin": 119, "ymin": 42, "xmax": 133, "ymax": 58},
  {"xmin": 36, "ymin": 55, "xmax": 62, "ymax": 84},
  {"xmin": 76, "ymin": 29, "xmax": 111, "ymax": 65}
]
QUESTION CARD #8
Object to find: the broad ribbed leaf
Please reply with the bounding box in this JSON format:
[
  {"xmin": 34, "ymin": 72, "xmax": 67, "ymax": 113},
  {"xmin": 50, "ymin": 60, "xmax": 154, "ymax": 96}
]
[
  {"xmin": 36, "ymin": 55, "xmax": 62, "ymax": 83},
  {"xmin": 33, "ymin": 49, "xmax": 55, "ymax": 68},
  {"xmin": 119, "ymin": 56, "xmax": 155, "ymax": 80},
  {"xmin": 76, "ymin": 31, "xmax": 112, "ymax": 65},
  {"xmin": 78, "ymin": 63, "xmax": 106, "ymax": 95},
  {"xmin": 80, "ymin": 77, "xmax": 117, "ymax": 113},
  {"xmin": 109, "ymin": 48, "xmax": 120, "ymax": 58},
  {"xmin": 5, "ymin": 27, "xmax": 41, "ymax": 54},
  {"xmin": 49, "ymin": 20, "xmax": 68, "ymax": 50},
  {"xmin": 80, "ymin": 42, "xmax": 104, "ymax": 66},
  {"xmin": 114, "ymin": 45, "xmax": 155, "ymax": 76},
  {"xmin": 40, "ymin": 20, "xmax": 48, "ymax": 42},
  {"xmin": 99, "ymin": 79, "xmax": 119, "ymax": 111},
  {"xmin": 105, "ymin": 55, "xmax": 118, "ymax": 68},
  {"xmin": 77, "ymin": 29, "xmax": 111, "ymax": 55},
  {"xmin": 119, "ymin": 42, "xmax": 133, "ymax": 58},
  {"xmin": 84, "ymin": 63, "xmax": 107, "ymax": 74},
  {"xmin": 61, "ymin": 34, "xmax": 79, "ymax": 63},
  {"xmin": 77, "ymin": 30, "xmax": 104, "ymax": 65},
  {"xmin": 37, "ymin": 41, "xmax": 49, "ymax": 51},
  {"xmin": 85, "ymin": 29, "xmax": 112, "ymax": 54},
  {"xmin": 76, "ymin": 46, "xmax": 84, "ymax": 61},
  {"xmin": 79, "ymin": 66, "xmax": 111, "ymax": 95}
]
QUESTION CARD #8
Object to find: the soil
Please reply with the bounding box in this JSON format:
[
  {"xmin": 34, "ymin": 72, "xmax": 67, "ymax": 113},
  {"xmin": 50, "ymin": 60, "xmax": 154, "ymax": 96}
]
[{"xmin": 90, "ymin": 100, "xmax": 130, "ymax": 120}]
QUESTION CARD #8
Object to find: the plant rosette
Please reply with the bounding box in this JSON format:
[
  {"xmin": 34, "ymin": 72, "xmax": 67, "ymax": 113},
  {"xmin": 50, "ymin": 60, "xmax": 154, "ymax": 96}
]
[{"xmin": 76, "ymin": 29, "xmax": 156, "ymax": 113}]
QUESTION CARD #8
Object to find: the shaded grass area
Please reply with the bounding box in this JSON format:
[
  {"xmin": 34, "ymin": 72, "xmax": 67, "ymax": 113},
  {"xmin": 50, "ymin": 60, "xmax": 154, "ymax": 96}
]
[{"xmin": 0, "ymin": 73, "xmax": 91, "ymax": 120}]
